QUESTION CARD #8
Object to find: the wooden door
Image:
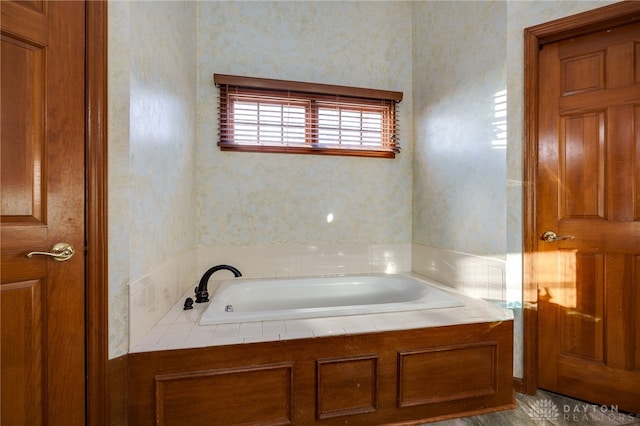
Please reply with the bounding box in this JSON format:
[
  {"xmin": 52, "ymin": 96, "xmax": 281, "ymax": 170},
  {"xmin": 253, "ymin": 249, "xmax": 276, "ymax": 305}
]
[
  {"xmin": 537, "ymin": 20, "xmax": 640, "ymax": 412},
  {"xmin": 1, "ymin": 1, "xmax": 86, "ymax": 424}
]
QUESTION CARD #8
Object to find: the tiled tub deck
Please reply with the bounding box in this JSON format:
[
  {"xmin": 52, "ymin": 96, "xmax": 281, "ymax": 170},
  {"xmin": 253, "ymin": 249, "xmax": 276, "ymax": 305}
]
[{"xmin": 131, "ymin": 273, "xmax": 513, "ymax": 352}]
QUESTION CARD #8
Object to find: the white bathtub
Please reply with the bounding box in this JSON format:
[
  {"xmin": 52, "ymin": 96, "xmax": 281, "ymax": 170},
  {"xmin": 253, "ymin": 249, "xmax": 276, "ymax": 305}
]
[{"xmin": 199, "ymin": 273, "xmax": 464, "ymax": 325}]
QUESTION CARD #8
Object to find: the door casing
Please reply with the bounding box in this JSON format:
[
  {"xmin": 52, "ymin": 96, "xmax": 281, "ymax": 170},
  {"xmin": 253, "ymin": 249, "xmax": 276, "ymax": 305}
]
[
  {"xmin": 522, "ymin": 1, "xmax": 640, "ymax": 395},
  {"xmin": 85, "ymin": 1, "xmax": 109, "ymax": 424}
]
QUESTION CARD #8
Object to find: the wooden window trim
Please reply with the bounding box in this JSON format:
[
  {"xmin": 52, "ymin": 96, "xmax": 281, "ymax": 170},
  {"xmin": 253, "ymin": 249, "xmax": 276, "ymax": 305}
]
[
  {"xmin": 214, "ymin": 74, "xmax": 403, "ymax": 102},
  {"xmin": 214, "ymin": 74, "xmax": 402, "ymax": 158}
]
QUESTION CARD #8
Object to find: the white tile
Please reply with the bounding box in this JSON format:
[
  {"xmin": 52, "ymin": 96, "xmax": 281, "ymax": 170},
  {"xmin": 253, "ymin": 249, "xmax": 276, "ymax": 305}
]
[
  {"xmin": 487, "ymin": 265, "xmax": 505, "ymax": 287},
  {"xmin": 284, "ymin": 319, "xmax": 315, "ymax": 334},
  {"xmin": 165, "ymin": 321, "xmax": 195, "ymax": 334},
  {"xmin": 159, "ymin": 323, "xmax": 194, "ymax": 348},
  {"xmin": 158, "ymin": 300, "xmax": 199, "ymax": 325},
  {"xmin": 135, "ymin": 324, "xmax": 169, "ymax": 346},
  {"xmin": 238, "ymin": 321, "xmax": 262, "ymax": 337},
  {"xmin": 413, "ymin": 310, "xmax": 467, "ymax": 327},
  {"xmin": 280, "ymin": 331, "xmax": 314, "ymax": 340},
  {"xmin": 244, "ymin": 334, "xmax": 280, "ymax": 344},
  {"xmin": 340, "ymin": 315, "xmax": 379, "ymax": 334},
  {"xmin": 459, "ymin": 307, "xmax": 490, "ymax": 318},
  {"xmin": 374, "ymin": 322, "xmax": 405, "ymax": 331},
  {"xmin": 130, "ymin": 285, "xmax": 147, "ymax": 311},
  {"xmin": 130, "ymin": 343, "xmax": 165, "ymax": 354},
  {"xmin": 488, "ymin": 284, "xmax": 505, "ymax": 301},
  {"xmin": 184, "ymin": 329, "xmax": 215, "ymax": 348},
  {"xmin": 312, "ymin": 327, "xmax": 346, "ymax": 337},
  {"xmin": 262, "ymin": 320, "xmax": 286, "ymax": 335},
  {"xmin": 129, "ymin": 275, "xmax": 151, "ymax": 295},
  {"xmin": 214, "ymin": 323, "xmax": 240, "ymax": 338},
  {"xmin": 210, "ymin": 335, "xmax": 244, "ymax": 346}
]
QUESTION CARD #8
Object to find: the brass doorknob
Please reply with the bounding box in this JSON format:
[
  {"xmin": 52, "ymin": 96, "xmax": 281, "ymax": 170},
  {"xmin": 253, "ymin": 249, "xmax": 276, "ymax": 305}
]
[
  {"xmin": 26, "ymin": 243, "xmax": 75, "ymax": 261},
  {"xmin": 541, "ymin": 231, "xmax": 575, "ymax": 243}
]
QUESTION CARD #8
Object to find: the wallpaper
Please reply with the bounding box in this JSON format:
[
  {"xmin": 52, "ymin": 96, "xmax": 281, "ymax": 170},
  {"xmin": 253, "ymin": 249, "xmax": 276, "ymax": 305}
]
[
  {"xmin": 108, "ymin": 1, "xmax": 198, "ymax": 358},
  {"xmin": 412, "ymin": 0, "xmax": 507, "ymax": 257},
  {"xmin": 196, "ymin": 1, "xmax": 413, "ymax": 247},
  {"xmin": 107, "ymin": 0, "xmax": 131, "ymax": 359},
  {"xmin": 128, "ymin": 1, "xmax": 198, "ymax": 280}
]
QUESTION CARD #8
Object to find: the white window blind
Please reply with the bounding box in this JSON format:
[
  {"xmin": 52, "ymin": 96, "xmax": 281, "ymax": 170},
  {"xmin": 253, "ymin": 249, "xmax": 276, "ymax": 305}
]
[{"xmin": 215, "ymin": 74, "xmax": 402, "ymax": 158}]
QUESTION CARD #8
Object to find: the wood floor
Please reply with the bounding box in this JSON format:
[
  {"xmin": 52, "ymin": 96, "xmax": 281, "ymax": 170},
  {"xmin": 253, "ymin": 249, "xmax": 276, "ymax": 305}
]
[{"xmin": 423, "ymin": 390, "xmax": 640, "ymax": 425}]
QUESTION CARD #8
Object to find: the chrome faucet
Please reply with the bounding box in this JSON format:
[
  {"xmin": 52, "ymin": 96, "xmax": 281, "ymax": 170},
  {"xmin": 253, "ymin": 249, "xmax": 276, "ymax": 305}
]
[{"xmin": 194, "ymin": 264, "xmax": 242, "ymax": 303}]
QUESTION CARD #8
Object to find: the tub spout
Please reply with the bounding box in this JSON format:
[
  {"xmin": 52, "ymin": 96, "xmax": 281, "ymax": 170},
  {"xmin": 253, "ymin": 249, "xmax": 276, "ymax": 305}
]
[{"xmin": 195, "ymin": 264, "xmax": 242, "ymax": 303}]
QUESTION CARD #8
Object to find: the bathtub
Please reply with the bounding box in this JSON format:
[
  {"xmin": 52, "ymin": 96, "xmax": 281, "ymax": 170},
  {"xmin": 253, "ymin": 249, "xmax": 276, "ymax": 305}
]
[{"xmin": 199, "ymin": 273, "xmax": 464, "ymax": 325}]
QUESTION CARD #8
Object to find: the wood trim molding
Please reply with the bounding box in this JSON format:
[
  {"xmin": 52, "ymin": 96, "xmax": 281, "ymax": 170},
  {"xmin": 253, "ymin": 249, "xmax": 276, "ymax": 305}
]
[
  {"xmin": 315, "ymin": 355, "xmax": 378, "ymax": 419},
  {"xmin": 109, "ymin": 355, "xmax": 128, "ymax": 426},
  {"xmin": 154, "ymin": 363, "xmax": 294, "ymax": 425},
  {"xmin": 531, "ymin": 1, "xmax": 640, "ymax": 46},
  {"xmin": 397, "ymin": 342, "xmax": 499, "ymax": 407},
  {"xmin": 522, "ymin": 0, "xmax": 640, "ymax": 396},
  {"xmin": 213, "ymin": 73, "xmax": 403, "ymax": 102},
  {"xmin": 85, "ymin": 1, "xmax": 109, "ymax": 424}
]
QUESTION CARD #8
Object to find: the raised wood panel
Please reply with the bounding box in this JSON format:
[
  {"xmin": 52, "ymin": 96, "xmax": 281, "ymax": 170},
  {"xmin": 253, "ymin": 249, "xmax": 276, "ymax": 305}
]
[
  {"xmin": 316, "ymin": 355, "xmax": 378, "ymax": 420},
  {"xmin": 0, "ymin": 1, "xmax": 47, "ymax": 44},
  {"xmin": 0, "ymin": 34, "xmax": 44, "ymax": 221},
  {"xmin": 558, "ymin": 354, "xmax": 640, "ymax": 410},
  {"xmin": 109, "ymin": 355, "xmax": 128, "ymax": 426},
  {"xmin": 559, "ymin": 252, "xmax": 604, "ymax": 361},
  {"xmin": 559, "ymin": 112, "xmax": 604, "ymax": 218},
  {"xmin": 607, "ymin": 104, "xmax": 636, "ymax": 221},
  {"xmin": 636, "ymin": 256, "xmax": 640, "ymax": 371},
  {"xmin": 561, "ymin": 52, "xmax": 604, "ymax": 95},
  {"xmin": 604, "ymin": 254, "xmax": 636, "ymax": 370},
  {"xmin": 636, "ymin": 43, "xmax": 640, "ymax": 84},
  {"xmin": 13, "ymin": 0, "xmax": 45, "ymax": 14},
  {"xmin": 1, "ymin": 227, "xmax": 47, "ymax": 283},
  {"xmin": 635, "ymin": 105, "xmax": 640, "ymax": 221},
  {"xmin": 0, "ymin": 280, "xmax": 43, "ymax": 426},
  {"xmin": 155, "ymin": 363, "xmax": 293, "ymax": 426},
  {"xmin": 397, "ymin": 342, "xmax": 497, "ymax": 408},
  {"xmin": 607, "ymin": 41, "xmax": 635, "ymax": 88}
]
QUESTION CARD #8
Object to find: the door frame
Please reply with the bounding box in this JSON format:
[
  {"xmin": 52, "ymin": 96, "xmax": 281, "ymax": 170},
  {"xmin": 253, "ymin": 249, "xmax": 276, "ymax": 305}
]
[
  {"xmin": 522, "ymin": 1, "xmax": 640, "ymax": 395},
  {"xmin": 85, "ymin": 1, "xmax": 109, "ymax": 424}
]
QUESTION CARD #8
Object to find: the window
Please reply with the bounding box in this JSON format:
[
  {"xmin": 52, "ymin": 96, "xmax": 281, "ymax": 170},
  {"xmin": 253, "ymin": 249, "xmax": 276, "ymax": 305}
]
[{"xmin": 215, "ymin": 74, "xmax": 402, "ymax": 158}]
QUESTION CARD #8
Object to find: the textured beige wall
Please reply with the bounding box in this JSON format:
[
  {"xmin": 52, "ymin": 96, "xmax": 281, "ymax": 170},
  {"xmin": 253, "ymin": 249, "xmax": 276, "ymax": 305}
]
[
  {"xmin": 196, "ymin": 1, "xmax": 413, "ymax": 247},
  {"xmin": 108, "ymin": 1, "xmax": 198, "ymax": 358}
]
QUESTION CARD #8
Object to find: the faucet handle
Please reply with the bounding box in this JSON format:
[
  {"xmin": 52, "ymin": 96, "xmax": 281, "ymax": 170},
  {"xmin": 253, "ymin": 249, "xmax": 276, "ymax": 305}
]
[
  {"xmin": 194, "ymin": 286, "xmax": 209, "ymax": 303},
  {"xmin": 183, "ymin": 297, "xmax": 194, "ymax": 310}
]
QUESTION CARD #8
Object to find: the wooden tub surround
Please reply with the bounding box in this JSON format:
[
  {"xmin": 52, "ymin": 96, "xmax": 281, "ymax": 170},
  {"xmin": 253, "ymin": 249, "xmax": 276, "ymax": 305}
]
[
  {"xmin": 128, "ymin": 276, "xmax": 514, "ymax": 424},
  {"xmin": 129, "ymin": 322, "xmax": 513, "ymax": 425}
]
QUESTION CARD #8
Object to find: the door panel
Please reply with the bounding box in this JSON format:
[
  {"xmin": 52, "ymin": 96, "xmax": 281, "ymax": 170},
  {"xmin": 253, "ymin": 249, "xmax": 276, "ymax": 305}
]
[
  {"xmin": 537, "ymin": 21, "xmax": 640, "ymax": 412},
  {"xmin": 1, "ymin": 1, "xmax": 86, "ymax": 424},
  {"xmin": 0, "ymin": 32, "xmax": 45, "ymax": 221},
  {"xmin": 559, "ymin": 112, "xmax": 605, "ymax": 218},
  {"xmin": 0, "ymin": 281, "xmax": 43, "ymax": 426},
  {"xmin": 559, "ymin": 252, "xmax": 603, "ymax": 362}
]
